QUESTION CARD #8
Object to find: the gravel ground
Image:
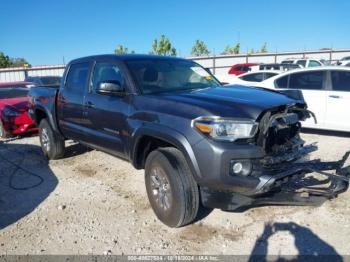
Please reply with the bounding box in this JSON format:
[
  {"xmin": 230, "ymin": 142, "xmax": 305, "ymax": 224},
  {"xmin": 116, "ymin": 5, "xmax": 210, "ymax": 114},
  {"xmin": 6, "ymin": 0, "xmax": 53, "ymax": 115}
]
[{"xmin": 0, "ymin": 132, "xmax": 349, "ymax": 257}]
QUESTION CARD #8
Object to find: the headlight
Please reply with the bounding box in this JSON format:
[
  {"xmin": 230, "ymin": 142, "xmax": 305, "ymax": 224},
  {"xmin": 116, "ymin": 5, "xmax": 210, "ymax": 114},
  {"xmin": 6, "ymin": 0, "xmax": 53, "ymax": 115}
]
[
  {"xmin": 192, "ymin": 116, "xmax": 258, "ymax": 142},
  {"xmin": 3, "ymin": 107, "xmax": 21, "ymax": 117}
]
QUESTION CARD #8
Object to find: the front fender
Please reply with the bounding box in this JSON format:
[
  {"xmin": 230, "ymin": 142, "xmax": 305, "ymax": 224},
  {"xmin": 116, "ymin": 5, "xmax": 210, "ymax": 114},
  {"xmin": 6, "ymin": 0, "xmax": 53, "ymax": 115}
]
[{"xmin": 130, "ymin": 124, "xmax": 202, "ymax": 180}]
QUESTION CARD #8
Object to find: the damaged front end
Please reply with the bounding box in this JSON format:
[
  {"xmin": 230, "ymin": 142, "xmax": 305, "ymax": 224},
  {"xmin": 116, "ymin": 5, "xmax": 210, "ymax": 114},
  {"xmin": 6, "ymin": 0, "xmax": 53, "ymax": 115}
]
[
  {"xmin": 202, "ymin": 104, "xmax": 350, "ymax": 211},
  {"xmin": 252, "ymin": 104, "xmax": 350, "ymax": 205}
]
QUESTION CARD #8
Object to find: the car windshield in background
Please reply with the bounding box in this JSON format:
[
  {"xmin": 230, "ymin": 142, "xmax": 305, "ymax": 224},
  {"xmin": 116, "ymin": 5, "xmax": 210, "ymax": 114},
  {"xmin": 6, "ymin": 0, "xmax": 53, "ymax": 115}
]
[
  {"xmin": 126, "ymin": 59, "xmax": 221, "ymax": 94},
  {"xmin": 0, "ymin": 88, "xmax": 29, "ymax": 99},
  {"xmin": 39, "ymin": 76, "xmax": 61, "ymax": 87}
]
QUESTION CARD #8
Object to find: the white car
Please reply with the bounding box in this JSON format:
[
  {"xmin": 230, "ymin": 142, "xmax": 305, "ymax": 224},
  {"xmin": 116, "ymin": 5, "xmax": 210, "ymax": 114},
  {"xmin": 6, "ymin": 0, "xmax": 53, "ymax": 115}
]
[
  {"xmin": 258, "ymin": 66, "xmax": 350, "ymax": 132},
  {"xmin": 281, "ymin": 58, "xmax": 324, "ymax": 68},
  {"xmin": 336, "ymin": 56, "xmax": 350, "ymax": 66},
  {"xmin": 215, "ymin": 70, "xmax": 281, "ymax": 85}
]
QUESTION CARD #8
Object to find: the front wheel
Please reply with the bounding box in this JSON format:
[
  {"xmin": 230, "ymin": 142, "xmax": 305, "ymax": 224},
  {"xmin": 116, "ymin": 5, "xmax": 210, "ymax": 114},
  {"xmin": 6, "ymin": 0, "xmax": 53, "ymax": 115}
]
[
  {"xmin": 0, "ymin": 121, "xmax": 11, "ymax": 139},
  {"xmin": 145, "ymin": 147, "xmax": 199, "ymax": 227},
  {"xmin": 39, "ymin": 119, "xmax": 65, "ymax": 159}
]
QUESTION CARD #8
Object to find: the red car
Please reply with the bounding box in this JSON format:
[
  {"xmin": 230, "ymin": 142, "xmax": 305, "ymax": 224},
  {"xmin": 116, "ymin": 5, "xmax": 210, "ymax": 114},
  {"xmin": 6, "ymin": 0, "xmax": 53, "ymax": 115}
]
[
  {"xmin": 0, "ymin": 83, "xmax": 37, "ymax": 138},
  {"xmin": 228, "ymin": 63, "xmax": 257, "ymax": 75}
]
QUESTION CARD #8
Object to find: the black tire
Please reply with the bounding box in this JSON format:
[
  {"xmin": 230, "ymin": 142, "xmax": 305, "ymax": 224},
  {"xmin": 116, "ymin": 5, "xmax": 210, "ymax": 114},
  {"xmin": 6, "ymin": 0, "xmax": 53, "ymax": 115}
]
[
  {"xmin": 0, "ymin": 121, "xmax": 11, "ymax": 139},
  {"xmin": 39, "ymin": 119, "xmax": 65, "ymax": 159},
  {"xmin": 145, "ymin": 147, "xmax": 199, "ymax": 227}
]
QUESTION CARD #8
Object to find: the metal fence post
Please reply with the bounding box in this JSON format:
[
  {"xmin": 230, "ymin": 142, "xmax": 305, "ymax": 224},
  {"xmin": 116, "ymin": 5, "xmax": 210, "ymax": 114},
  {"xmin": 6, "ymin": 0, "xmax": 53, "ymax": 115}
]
[{"xmin": 213, "ymin": 55, "xmax": 216, "ymax": 75}]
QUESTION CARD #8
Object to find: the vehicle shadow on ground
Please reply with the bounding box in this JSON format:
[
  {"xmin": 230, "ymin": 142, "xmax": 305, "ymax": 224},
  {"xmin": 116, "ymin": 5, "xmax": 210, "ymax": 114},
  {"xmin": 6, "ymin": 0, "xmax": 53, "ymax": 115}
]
[
  {"xmin": 0, "ymin": 140, "xmax": 58, "ymax": 229},
  {"xmin": 248, "ymin": 222, "xmax": 342, "ymax": 261}
]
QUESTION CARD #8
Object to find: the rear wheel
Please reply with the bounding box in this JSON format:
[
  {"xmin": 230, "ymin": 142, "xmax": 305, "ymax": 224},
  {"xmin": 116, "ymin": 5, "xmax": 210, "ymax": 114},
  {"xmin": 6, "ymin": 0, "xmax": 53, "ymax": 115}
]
[
  {"xmin": 145, "ymin": 147, "xmax": 199, "ymax": 227},
  {"xmin": 39, "ymin": 119, "xmax": 65, "ymax": 159}
]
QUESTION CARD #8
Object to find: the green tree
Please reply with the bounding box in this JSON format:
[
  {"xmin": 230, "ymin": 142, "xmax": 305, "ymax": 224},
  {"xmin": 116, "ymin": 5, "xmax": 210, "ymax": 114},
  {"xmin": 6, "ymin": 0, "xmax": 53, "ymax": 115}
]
[
  {"xmin": 248, "ymin": 48, "xmax": 255, "ymax": 55},
  {"xmin": 260, "ymin": 42, "xmax": 268, "ymax": 53},
  {"xmin": 10, "ymin": 57, "xmax": 30, "ymax": 67},
  {"xmin": 114, "ymin": 45, "xmax": 134, "ymax": 54},
  {"xmin": 150, "ymin": 34, "xmax": 177, "ymax": 56},
  {"xmin": 222, "ymin": 43, "xmax": 240, "ymax": 55},
  {"xmin": 0, "ymin": 52, "xmax": 12, "ymax": 68},
  {"xmin": 190, "ymin": 40, "xmax": 210, "ymax": 56}
]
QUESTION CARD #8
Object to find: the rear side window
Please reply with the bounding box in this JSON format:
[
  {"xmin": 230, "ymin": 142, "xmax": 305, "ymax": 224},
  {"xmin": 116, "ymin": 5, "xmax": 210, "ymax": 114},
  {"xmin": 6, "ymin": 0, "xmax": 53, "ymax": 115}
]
[
  {"xmin": 65, "ymin": 63, "xmax": 89, "ymax": 93},
  {"xmin": 240, "ymin": 73, "xmax": 264, "ymax": 82},
  {"xmin": 289, "ymin": 71, "xmax": 324, "ymax": 90},
  {"xmin": 331, "ymin": 71, "xmax": 350, "ymax": 92},
  {"xmin": 275, "ymin": 75, "xmax": 288, "ymax": 88}
]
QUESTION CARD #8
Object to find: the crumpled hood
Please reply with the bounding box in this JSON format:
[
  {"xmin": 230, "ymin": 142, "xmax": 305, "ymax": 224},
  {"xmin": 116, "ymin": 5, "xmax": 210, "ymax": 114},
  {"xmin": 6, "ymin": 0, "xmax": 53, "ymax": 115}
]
[
  {"xmin": 152, "ymin": 85, "xmax": 301, "ymax": 120},
  {"xmin": 0, "ymin": 97, "xmax": 30, "ymax": 113}
]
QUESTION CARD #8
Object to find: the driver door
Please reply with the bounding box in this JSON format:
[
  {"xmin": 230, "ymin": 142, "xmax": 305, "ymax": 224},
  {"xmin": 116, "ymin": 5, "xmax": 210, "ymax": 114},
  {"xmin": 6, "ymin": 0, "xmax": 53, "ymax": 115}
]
[{"xmin": 82, "ymin": 60, "xmax": 131, "ymax": 157}]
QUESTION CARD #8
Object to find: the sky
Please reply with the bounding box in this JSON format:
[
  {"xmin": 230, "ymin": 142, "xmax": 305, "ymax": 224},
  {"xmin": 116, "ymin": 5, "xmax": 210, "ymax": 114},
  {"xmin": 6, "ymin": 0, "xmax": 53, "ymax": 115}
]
[{"xmin": 1, "ymin": 0, "xmax": 350, "ymax": 65}]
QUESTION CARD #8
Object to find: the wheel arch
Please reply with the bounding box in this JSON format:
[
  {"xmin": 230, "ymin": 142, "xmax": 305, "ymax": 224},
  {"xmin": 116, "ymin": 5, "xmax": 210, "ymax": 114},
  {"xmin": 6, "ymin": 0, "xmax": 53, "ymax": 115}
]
[{"xmin": 131, "ymin": 125, "xmax": 202, "ymax": 180}]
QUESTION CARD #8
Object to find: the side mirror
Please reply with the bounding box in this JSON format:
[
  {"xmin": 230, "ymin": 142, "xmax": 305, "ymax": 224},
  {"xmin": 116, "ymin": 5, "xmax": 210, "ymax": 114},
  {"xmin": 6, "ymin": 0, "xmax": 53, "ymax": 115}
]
[{"xmin": 96, "ymin": 80, "xmax": 125, "ymax": 95}]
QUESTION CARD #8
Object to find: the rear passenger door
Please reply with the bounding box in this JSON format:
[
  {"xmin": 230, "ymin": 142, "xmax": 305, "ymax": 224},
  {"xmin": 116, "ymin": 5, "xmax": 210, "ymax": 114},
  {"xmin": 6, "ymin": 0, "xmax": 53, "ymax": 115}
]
[
  {"xmin": 57, "ymin": 62, "xmax": 91, "ymax": 140},
  {"xmin": 325, "ymin": 70, "xmax": 350, "ymax": 131}
]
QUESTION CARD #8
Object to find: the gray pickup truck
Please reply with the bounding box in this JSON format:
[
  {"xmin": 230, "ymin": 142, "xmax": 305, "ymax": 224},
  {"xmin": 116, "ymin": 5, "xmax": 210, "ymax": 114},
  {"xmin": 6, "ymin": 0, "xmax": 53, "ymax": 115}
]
[{"xmin": 28, "ymin": 54, "xmax": 350, "ymax": 227}]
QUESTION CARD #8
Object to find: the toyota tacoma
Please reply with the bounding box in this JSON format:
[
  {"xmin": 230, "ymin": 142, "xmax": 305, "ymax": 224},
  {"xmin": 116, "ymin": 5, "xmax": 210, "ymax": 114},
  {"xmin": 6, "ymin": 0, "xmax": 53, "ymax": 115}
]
[{"xmin": 28, "ymin": 55, "xmax": 350, "ymax": 227}]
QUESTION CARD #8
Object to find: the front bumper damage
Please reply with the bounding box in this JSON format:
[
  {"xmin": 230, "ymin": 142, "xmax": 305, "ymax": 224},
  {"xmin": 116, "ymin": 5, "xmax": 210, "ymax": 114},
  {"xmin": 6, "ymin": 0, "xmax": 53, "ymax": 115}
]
[{"xmin": 201, "ymin": 147, "xmax": 350, "ymax": 211}]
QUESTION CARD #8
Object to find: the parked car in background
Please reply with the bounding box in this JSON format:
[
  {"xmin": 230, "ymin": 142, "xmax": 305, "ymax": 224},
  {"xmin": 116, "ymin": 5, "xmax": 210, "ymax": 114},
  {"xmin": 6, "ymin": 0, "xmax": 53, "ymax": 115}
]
[
  {"xmin": 0, "ymin": 81, "xmax": 34, "ymax": 89},
  {"xmin": 24, "ymin": 76, "xmax": 62, "ymax": 88},
  {"xmin": 281, "ymin": 58, "xmax": 323, "ymax": 68},
  {"xmin": 258, "ymin": 63, "xmax": 302, "ymax": 71},
  {"xmin": 0, "ymin": 87, "xmax": 37, "ymax": 138},
  {"xmin": 239, "ymin": 70, "xmax": 280, "ymax": 82},
  {"xmin": 216, "ymin": 70, "xmax": 281, "ymax": 85},
  {"xmin": 228, "ymin": 63, "xmax": 257, "ymax": 75},
  {"xmin": 336, "ymin": 56, "xmax": 350, "ymax": 66},
  {"xmin": 28, "ymin": 54, "xmax": 349, "ymax": 227},
  {"xmin": 257, "ymin": 67, "xmax": 350, "ymax": 132}
]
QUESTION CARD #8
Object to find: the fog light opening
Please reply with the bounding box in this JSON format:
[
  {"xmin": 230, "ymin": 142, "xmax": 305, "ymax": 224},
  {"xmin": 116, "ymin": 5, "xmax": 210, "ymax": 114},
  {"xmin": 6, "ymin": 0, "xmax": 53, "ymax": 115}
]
[
  {"xmin": 231, "ymin": 160, "xmax": 252, "ymax": 176},
  {"xmin": 233, "ymin": 162, "xmax": 243, "ymax": 174}
]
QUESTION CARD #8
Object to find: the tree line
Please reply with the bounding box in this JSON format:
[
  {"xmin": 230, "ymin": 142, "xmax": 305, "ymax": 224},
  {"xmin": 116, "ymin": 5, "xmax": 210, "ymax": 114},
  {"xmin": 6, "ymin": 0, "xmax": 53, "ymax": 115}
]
[
  {"xmin": 0, "ymin": 35, "xmax": 269, "ymax": 68},
  {"xmin": 115, "ymin": 34, "xmax": 269, "ymax": 57},
  {"xmin": 0, "ymin": 52, "xmax": 30, "ymax": 69}
]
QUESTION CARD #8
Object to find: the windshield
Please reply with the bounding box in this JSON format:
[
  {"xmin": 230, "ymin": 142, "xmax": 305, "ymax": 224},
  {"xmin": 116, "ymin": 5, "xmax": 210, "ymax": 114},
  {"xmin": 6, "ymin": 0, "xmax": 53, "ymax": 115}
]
[
  {"xmin": 0, "ymin": 88, "xmax": 29, "ymax": 99},
  {"xmin": 126, "ymin": 59, "xmax": 221, "ymax": 94},
  {"xmin": 39, "ymin": 76, "xmax": 62, "ymax": 87}
]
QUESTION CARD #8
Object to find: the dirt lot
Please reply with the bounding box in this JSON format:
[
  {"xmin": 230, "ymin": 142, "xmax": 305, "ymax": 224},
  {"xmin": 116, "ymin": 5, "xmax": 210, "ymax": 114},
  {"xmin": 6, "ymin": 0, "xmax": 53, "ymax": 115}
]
[{"xmin": 0, "ymin": 132, "xmax": 350, "ymax": 257}]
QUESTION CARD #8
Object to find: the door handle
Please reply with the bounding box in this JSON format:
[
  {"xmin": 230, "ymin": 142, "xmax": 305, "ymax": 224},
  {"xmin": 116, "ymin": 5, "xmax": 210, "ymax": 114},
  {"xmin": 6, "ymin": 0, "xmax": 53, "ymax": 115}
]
[
  {"xmin": 85, "ymin": 101, "xmax": 95, "ymax": 108},
  {"xmin": 329, "ymin": 95, "xmax": 342, "ymax": 99}
]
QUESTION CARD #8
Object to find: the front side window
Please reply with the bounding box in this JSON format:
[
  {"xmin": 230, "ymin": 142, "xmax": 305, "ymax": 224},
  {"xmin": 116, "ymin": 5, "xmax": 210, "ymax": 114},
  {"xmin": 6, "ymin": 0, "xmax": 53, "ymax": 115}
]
[
  {"xmin": 240, "ymin": 73, "xmax": 264, "ymax": 82},
  {"xmin": 91, "ymin": 62, "xmax": 125, "ymax": 92},
  {"xmin": 265, "ymin": 72, "xmax": 278, "ymax": 79},
  {"xmin": 126, "ymin": 59, "xmax": 221, "ymax": 94},
  {"xmin": 309, "ymin": 60, "xmax": 321, "ymax": 67},
  {"xmin": 289, "ymin": 71, "xmax": 324, "ymax": 90},
  {"xmin": 296, "ymin": 60, "xmax": 307, "ymax": 67},
  {"xmin": 65, "ymin": 62, "xmax": 90, "ymax": 93},
  {"xmin": 331, "ymin": 71, "xmax": 350, "ymax": 92}
]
